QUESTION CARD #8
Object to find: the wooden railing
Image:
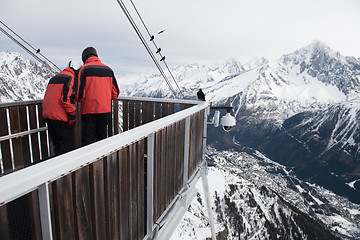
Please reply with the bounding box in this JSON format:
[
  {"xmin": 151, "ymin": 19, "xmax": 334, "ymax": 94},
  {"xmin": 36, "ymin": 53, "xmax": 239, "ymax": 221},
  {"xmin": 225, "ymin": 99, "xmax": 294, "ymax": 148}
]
[
  {"xmin": 0, "ymin": 100, "xmax": 48, "ymax": 175},
  {"xmin": 0, "ymin": 97, "xmax": 194, "ymax": 175},
  {"xmin": 0, "ymin": 97, "xmax": 208, "ymax": 240}
]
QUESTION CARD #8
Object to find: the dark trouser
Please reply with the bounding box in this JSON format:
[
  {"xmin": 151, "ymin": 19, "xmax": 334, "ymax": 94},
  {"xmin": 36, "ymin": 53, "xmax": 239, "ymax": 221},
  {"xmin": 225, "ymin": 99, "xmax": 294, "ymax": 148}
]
[
  {"xmin": 81, "ymin": 113, "xmax": 110, "ymax": 146},
  {"xmin": 46, "ymin": 119, "xmax": 74, "ymax": 156}
]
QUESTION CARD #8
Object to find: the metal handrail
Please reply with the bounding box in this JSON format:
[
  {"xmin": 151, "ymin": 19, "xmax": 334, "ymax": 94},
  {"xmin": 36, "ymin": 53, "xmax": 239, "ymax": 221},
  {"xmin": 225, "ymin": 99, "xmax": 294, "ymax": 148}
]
[
  {"xmin": 0, "ymin": 96, "xmax": 201, "ymax": 108},
  {"xmin": 118, "ymin": 96, "xmax": 200, "ymax": 105},
  {"xmin": 0, "ymin": 99, "xmax": 42, "ymax": 108},
  {"xmin": 0, "ymin": 127, "xmax": 47, "ymax": 142}
]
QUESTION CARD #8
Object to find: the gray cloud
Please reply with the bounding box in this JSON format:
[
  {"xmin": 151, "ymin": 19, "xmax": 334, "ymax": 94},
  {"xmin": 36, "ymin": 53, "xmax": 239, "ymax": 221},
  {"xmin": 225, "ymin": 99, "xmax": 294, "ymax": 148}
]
[{"xmin": 1, "ymin": 0, "xmax": 360, "ymax": 75}]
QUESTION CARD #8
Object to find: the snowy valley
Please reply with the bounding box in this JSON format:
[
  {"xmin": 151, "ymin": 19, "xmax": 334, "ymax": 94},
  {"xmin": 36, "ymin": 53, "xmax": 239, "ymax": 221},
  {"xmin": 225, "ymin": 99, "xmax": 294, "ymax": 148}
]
[{"xmin": 171, "ymin": 147, "xmax": 360, "ymax": 239}]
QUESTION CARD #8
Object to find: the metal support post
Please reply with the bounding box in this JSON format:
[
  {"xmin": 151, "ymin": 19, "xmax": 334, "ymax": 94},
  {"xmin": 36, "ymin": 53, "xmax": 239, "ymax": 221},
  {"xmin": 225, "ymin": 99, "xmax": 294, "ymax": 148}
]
[
  {"xmin": 147, "ymin": 133, "xmax": 155, "ymax": 236},
  {"xmin": 201, "ymin": 165, "xmax": 216, "ymax": 240},
  {"xmin": 201, "ymin": 106, "xmax": 216, "ymax": 240},
  {"xmin": 38, "ymin": 182, "xmax": 53, "ymax": 240}
]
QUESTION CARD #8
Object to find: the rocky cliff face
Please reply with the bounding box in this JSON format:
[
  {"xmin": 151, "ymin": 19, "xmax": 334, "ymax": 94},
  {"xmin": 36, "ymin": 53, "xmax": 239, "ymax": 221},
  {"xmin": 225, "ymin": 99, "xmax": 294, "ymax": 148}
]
[{"xmin": 217, "ymin": 100, "xmax": 360, "ymax": 205}]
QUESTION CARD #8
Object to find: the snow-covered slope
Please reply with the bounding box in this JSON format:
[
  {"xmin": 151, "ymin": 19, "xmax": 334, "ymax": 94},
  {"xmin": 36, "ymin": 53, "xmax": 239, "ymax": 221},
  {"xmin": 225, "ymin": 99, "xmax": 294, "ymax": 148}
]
[
  {"xmin": 0, "ymin": 52, "xmax": 52, "ymax": 102},
  {"xmin": 171, "ymin": 147, "xmax": 360, "ymax": 240}
]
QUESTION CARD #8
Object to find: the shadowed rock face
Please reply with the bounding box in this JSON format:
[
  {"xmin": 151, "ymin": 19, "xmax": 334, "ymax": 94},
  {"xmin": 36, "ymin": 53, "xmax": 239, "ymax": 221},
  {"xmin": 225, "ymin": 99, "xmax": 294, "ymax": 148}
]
[{"xmin": 208, "ymin": 102, "xmax": 360, "ymax": 204}]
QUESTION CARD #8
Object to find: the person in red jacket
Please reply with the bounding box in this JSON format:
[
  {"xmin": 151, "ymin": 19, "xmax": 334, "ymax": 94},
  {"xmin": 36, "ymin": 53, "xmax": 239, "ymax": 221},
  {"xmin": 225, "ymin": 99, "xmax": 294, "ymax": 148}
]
[
  {"xmin": 77, "ymin": 47, "xmax": 120, "ymax": 146},
  {"xmin": 42, "ymin": 66, "xmax": 77, "ymax": 156}
]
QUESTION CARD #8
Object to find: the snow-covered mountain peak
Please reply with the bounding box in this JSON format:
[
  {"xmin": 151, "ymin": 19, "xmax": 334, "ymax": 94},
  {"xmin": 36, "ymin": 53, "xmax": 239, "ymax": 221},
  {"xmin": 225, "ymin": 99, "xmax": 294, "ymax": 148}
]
[
  {"xmin": 282, "ymin": 40, "xmax": 338, "ymax": 64},
  {"xmin": 0, "ymin": 52, "xmax": 53, "ymax": 102},
  {"xmin": 278, "ymin": 41, "xmax": 360, "ymax": 98}
]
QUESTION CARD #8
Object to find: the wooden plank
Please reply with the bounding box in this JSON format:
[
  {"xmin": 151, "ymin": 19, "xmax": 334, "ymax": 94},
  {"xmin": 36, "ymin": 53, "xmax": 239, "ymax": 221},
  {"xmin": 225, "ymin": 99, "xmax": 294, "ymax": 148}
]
[
  {"xmin": 53, "ymin": 175, "xmax": 76, "ymax": 240},
  {"xmin": 162, "ymin": 103, "xmax": 168, "ymax": 117},
  {"xmin": 141, "ymin": 101, "xmax": 148, "ymax": 124},
  {"xmin": 176, "ymin": 120, "xmax": 185, "ymax": 192},
  {"xmin": 137, "ymin": 139, "xmax": 145, "ymax": 238},
  {"xmin": 29, "ymin": 190, "xmax": 42, "ymax": 240},
  {"xmin": 160, "ymin": 128, "xmax": 167, "ymax": 213},
  {"xmin": 172, "ymin": 124, "xmax": 177, "ymax": 200},
  {"xmin": 105, "ymin": 153, "xmax": 120, "ymax": 240},
  {"xmin": 0, "ymin": 107, "xmax": 12, "ymax": 174},
  {"xmin": 129, "ymin": 100, "xmax": 135, "ymax": 129},
  {"xmin": 28, "ymin": 105, "xmax": 41, "ymax": 164},
  {"xmin": 108, "ymin": 103, "xmax": 114, "ymax": 137},
  {"xmin": 155, "ymin": 102, "xmax": 162, "ymax": 120},
  {"xmin": 49, "ymin": 182, "xmax": 58, "ymax": 239},
  {"xmin": 113, "ymin": 100, "xmax": 119, "ymax": 135},
  {"xmin": 19, "ymin": 105, "xmax": 31, "ymax": 167},
  {"xmin": 37, "ymin": 104, "xmax": 50, "ymax": 160},
  {"xmin": 188, "ymin": 113, "xmax": 196, "ymax": 178},
  {"xmin": 135, "ymin": 101, "xmax": 141, "ymax": 127},
  {"xmin": 50, "ymin": 181, "xmax": 60, "ymax": 239},
  {"xmin": 174, "ymin": 121, "xmax": 180, "ymax": 193},
  {"xmin": 142, "ymin": 101, "xmax": 153, "ymax": 124},
  {"xmin": 181, "ymin": 104, "xmax": 192, "ymax": 111},
  {"xmin": 74, "ymin": 102, "xmax": 82, "ymax": 149},
  {"xmin": 196, "ymin": 110, "xmax": 205, "ymax": 167},
  {"xmin": 167, "ymin": 125, "xmax": 175, "ymax": 204},
  {"xmin": 147, "ymin": 102, "xmax": 154, "ymax": 124},
  {"xmin": 90, "ymin": 158, "xmax": 106, "ymax": 240},
  {"xmin": 153, "ymin": 131, "xmax": 160, "ymax": 222},
  {"xmin": 73, "ymin": 166, "xmax": 93, "ymax": 240},
  {"xmin": 169, "ymin": 103, "xmax": 175, "ymax": 115},
  {"xmin": 196, "ymin": 111, "xmax": 203, "ymax": 168},
  {"xmin": 9, "ymin": 106, "xmax": 23, "ymax": 170},
  {"xmin": 119, "ymin": 147, "xmax": 130, "ymax": 240},
  {"xmin": 117, "ymin": 151, "xmax": 122, "ymax": 238},
  {"xmin": 180, "ymin": 103, "xmax": 186, "ymax": 111},
  {"xmin": 129, "ymin": 143, "xmax": 138, "ymax": 239},
  {"xmin": 0, "ymin": 205, "xmax": 11, "ymax": 240},
  {"xmin": 122, "ymin": 100, "xmax": 129, "ymax": 132},
  {"xmin": 154, "ymin": 131, "xmax": 161, "ymax": 219}
]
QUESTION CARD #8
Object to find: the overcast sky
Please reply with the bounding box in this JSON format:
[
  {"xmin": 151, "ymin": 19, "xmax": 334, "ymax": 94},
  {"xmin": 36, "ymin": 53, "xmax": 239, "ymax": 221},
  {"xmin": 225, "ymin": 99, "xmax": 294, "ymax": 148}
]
[{"xmin": 1, "ymin": 0, "xmax": 360, "ymax": 76}]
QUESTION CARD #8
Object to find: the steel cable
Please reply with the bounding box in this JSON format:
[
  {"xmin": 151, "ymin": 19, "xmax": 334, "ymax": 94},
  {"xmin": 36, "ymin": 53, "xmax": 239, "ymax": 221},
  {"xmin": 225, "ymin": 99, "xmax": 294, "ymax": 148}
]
[
  {"xmin": 0, "ymin": 21, "xmax": 61, "ymax": 73},
  {"xmin": 128, "ymin": 0, "xmax": 185, "ymax": 98},
  {"xmin": 116, "ymin": 0, "xmax": 183, "ymax": 98}
]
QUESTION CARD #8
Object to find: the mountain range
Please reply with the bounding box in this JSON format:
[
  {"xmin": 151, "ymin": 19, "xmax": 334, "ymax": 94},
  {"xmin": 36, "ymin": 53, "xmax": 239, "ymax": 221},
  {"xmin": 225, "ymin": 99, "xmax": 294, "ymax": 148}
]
[
  {"xmin": 1, "ymin": 40, "xmax": 360, "ymax": 239},
  {"xmin": 120, "ymin": 39, "xmax": 360, "ymax": 199}
]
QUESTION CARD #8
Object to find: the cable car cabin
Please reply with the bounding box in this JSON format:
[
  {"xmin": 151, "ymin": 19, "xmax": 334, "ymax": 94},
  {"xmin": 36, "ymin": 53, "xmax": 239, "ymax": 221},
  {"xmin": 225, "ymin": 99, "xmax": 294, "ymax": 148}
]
[{"xmin": 0, "ymin": 96, "xmax": 210, "ymax": 240}]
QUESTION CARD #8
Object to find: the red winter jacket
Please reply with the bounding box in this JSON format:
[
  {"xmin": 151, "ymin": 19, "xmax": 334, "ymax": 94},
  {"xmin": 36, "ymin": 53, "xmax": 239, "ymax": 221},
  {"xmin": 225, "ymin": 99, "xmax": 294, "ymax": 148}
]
[
  {"xmin": 76, "ymin": 56, "xmax": 119, "ymax": 114},
  {"xmin": 42, "ymin": 68, "xmax": 77, "ymax": 122}
]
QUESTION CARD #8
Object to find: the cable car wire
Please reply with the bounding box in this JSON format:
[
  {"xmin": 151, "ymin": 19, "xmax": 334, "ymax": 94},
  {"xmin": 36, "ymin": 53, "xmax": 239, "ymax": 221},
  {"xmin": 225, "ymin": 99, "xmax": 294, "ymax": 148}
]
[
  {"xmin": 115, "ymin": 0, "xmax": 179, "ymax": 98},
  {"xmin": 128, "ymin": 0, "xmax": 185, "ymax": 98},
  {"xmin": 116, "ymin": 0, "xmax": 178, "ymax": 98},
  {"xmin": 0, "ymin": 25, "xmax": 44, "ymax": 66},
  {"xmin": 0, "ymin": 21, "xmax": 61, "ymax": 73}
]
